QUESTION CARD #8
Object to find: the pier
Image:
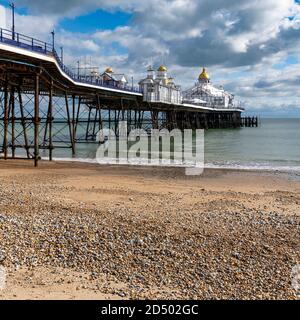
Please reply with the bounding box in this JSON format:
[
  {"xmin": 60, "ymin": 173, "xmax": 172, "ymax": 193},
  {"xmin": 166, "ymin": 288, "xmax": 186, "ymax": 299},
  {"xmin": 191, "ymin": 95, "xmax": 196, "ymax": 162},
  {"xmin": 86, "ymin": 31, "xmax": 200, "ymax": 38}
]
[
  {"xmin": 0, "ymin": 28, "xmax": 256, "ymax": 166},
  {"xmin": 241, "ymin": 116, "xmax": 259, "ymax": 127}
]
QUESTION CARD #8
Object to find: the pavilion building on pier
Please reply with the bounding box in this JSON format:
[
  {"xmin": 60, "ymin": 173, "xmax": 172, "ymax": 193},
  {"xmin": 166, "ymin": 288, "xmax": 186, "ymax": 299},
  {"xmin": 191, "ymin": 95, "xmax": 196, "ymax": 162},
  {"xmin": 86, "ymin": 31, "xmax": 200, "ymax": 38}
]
[
  {"xmin": 139, "ymin": 65, "xmax": 182, "ymax": 104},
  {"xmin": 183, "ymin": 68, "xmax": 236, "ymax": 109},
  {"xmin": 100, "ymin": 67, "xmax": 128, "ymax": 88}
]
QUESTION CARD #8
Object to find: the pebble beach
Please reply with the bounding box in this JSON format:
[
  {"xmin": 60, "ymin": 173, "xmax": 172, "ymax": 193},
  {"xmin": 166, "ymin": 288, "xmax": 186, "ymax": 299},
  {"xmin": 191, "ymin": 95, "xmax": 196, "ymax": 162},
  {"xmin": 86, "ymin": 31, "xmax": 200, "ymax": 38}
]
[{"xmin": 0, "ymin": 160, "xmax": 299, "ymax": 300}]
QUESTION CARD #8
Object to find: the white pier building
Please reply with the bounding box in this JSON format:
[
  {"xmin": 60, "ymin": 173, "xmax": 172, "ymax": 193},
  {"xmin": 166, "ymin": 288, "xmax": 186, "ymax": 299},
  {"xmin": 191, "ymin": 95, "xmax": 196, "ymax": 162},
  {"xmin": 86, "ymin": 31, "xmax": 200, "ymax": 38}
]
[
  {"xmin": 100, "ymin": 67, "xmax": 128, "ymax": 88},
  {"xmin": 139, "ymin": 66, "xmax": 182, "ymax": 104},
  {"xmin": 183, "ymin": 68, "xmax": 236, "ymax": 109}
]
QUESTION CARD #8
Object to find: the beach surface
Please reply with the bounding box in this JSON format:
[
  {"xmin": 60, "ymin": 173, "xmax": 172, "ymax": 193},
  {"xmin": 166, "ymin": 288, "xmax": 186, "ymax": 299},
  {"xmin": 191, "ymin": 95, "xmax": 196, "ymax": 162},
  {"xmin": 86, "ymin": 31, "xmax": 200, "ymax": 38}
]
[{"xmin": 0, "ymin": 160, "xmax": 299, "ymax": 299}]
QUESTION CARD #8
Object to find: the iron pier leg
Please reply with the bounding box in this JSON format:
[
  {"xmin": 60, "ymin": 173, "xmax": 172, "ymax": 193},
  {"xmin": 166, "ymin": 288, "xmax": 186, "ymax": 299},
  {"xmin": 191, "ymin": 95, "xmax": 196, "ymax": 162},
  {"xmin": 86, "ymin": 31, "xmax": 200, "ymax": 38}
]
[
  {"xmin": 86, "ymin": 107, "xmax": 92, "ymax": 140},
  {"xmin": 34, "ymin": 73, "xmax": 40, "ymax": 167},
  {"xmin": 74, "ymin": 96, "xmax": 81, "ymax": 138},
  {"xmin": 65, "ymin": 92, "xmax": 75, "ymax": 155},
  {"xmin": 3, "ymin": 79, "xmax": 9, "ymax": 160},
  {"xmin": 128, "ymin": 108, "xmax": 132, "ymax": 132},
  {"xmin": 97, "ymin": 95, "xmax": 102, "ymax": 134},
  {"xmin": 11, "ymin": 86, "xmax": 15, "ymax": 158},
  {"xmin": 72, "ymin": 94, "xmax": 76, "ymax": 145},
  {"xmin": 121, "ymin": 98, "xmax": 125, "ymax": 121},
  {"xmin": 48, "ymin": 81, "xmax": 53, "ymax": 161},
  {"xmin": 18, "ymin": 86, "xmax": 30, "ymax": 159},
  {"xmin": 134, "ymin": 109, "xmax": 137, "ymax": 129},
  {"xmin": 92, "ymin": 108, "xmax": 98, "ymax": 140}
]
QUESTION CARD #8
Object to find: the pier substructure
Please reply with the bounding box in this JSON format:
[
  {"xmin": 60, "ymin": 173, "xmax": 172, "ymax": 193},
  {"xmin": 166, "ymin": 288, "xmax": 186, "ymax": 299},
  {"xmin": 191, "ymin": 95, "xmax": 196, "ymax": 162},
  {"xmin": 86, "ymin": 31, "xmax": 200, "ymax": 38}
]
[
  {"xmin": 161, "ymin": 109, "xmax": 243, "ymax": 130},
  {"xmin": 77, "ymin": 106, "xmax": 248, "ymax": 140},
  {"xmin": 0, "ymin": 60, "xmax": 84, "ymax": 165},
  {"xmin": 0, "ymin": 60, "xmax": 144, "ymax": 164}
]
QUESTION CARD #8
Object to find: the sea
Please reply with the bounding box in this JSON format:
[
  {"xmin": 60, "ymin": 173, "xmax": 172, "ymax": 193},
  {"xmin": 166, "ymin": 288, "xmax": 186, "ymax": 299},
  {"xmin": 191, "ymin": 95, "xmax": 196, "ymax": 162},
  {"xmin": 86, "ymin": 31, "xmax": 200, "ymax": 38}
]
[
  {"xmin": 2, "ymin": 118, "xmax": 300, "ymax": 172},
  {"xmin": 204, "ymin": 118, "xmax": 300, "ymax": 171},
  {"xmin": 38, "ymin": 118, "xmax": 300, "ymax": 173}
]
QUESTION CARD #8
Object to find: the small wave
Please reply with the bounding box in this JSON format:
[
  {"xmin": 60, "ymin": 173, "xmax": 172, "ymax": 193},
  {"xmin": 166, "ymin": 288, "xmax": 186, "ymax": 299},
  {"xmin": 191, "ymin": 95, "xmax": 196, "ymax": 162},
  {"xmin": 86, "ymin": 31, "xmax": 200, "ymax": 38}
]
[
  {"xmin": 47, "ymin": 157, "xmax": 201, "ymax": 167},
  {"xmin": 43, "ymin": 157, "xmax": 300, "ymax": 173},
  {"xmin": 205, "ymin": 162, "xmax": 300, "ymax": 172},
  {"xmin": 45, "ymin": 157, "xmax": 99, "ymax": 164}
]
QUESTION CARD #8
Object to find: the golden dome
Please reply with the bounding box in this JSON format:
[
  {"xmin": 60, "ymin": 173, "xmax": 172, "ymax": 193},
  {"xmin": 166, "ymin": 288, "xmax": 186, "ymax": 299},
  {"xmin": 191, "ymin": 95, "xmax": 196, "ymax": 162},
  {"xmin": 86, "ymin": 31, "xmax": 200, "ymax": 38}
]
[
  {"xmin": 158, "ymin": 65, "xmax": 167, "ymax": 72},
  {"xmin": 199, "ymin": 67, "xmax": 209, "ymax": 80},
  {"xmin": 105, "ymin": 67, "xmax": 113, "ymax": 73}
]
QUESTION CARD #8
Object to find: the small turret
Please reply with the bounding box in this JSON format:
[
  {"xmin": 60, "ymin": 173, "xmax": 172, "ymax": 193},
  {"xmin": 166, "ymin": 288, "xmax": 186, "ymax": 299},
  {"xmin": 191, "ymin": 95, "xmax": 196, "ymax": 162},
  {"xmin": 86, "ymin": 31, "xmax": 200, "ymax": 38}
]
[
  {"xmin": 198, "ymin": 67, "xmax": 210, "ymax": 83},
  {"xmin": 147, "ymin": 65, "xmax": 155, "ymax": 79},
  {"xmin": 157, "ymin": 65, "xmax": 168, "ymax": 79},
  {"xmin": 105, "ymin": 67, "xmax": 113, "ymax": 74}
]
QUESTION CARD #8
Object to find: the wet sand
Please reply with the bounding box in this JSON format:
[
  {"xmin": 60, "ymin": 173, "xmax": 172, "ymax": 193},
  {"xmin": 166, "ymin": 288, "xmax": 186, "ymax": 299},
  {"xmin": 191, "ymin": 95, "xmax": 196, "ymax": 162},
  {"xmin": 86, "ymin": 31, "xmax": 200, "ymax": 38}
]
[{"xmin": 0, "ymin": 160, "xmax": 299, "ymax": 299}]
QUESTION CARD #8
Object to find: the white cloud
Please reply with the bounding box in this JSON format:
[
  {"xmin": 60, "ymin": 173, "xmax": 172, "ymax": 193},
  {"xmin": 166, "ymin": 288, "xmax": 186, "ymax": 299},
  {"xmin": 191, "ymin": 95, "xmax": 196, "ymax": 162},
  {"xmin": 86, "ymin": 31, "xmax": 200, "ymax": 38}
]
[
  {"xmin": 0, "ymin": 5, "xmax": 8, "ymax": 28},
  {"xmin": 1, "ymin": 1, "xmax": 300, "ymax": 112}
]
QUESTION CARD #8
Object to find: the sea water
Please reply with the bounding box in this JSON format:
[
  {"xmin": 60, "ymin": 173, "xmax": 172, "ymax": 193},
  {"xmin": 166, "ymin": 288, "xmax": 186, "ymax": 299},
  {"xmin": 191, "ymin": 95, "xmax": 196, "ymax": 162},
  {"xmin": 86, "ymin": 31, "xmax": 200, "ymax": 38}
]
[
  {"xmin": 204, "ymin": 118, "xmax": 300, "ymax": 171},
  {"xmin": 4, "ymin": 118, "xmax": 300, "ymax": 172}
]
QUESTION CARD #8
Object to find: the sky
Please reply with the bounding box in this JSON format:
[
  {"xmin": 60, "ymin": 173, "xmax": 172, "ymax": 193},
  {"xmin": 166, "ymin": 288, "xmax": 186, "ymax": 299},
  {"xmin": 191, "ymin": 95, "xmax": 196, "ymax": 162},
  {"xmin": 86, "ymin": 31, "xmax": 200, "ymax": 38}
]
[{"xmin": 0, "ymin": 0, "xmax": 300, "ymax": 117}]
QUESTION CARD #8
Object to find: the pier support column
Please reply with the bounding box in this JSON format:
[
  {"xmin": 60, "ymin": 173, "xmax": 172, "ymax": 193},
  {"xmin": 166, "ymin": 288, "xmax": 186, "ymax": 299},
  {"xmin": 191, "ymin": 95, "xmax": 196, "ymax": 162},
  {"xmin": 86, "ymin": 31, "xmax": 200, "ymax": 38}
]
[
  {"xmin": 48, "ymin": 81, "xmax": 53, "ymax": 161},
  {"xmin": 151, "ymin": 109, "xmax": 159, "ymax": 129},
  {"xmin": 96, "ymin": 94, "xmax": 102, "ymax": 135},
  {"xmin": 65, "ymin": 92, "xmax": 76, "ymax": 156},
  {"xmin": 3, "ymin": 78, "xmax": 9, "ymax": 160},
  {"xmin": 34, "ymin": 73, "xmax": 40, "ymax": 167},
  {"xmin": 10, "ymin": 86, "xmax": 15, "ymax": 158},
  {"xmin": 74, "ymin": 96, "xmax": 81, "ymax": 139},
  {"xmin": 18, "ymin": 85, "xmax": 30, "ymax": 159},
  {"xmin": 72, "ymin": 94, "xmax": 76, "ymax": 148}
]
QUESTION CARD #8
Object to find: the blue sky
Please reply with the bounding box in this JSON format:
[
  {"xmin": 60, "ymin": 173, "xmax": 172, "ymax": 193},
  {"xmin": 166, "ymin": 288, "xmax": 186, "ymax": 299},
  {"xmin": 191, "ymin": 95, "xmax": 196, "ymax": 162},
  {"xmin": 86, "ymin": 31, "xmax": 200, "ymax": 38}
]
[
  {"xmin": 60, "ymin": 10, "xmax": 132, "ymax": 33},
  {"xmin": 0, "ymin": 0, "xmax": 299, "ymax": 117}
]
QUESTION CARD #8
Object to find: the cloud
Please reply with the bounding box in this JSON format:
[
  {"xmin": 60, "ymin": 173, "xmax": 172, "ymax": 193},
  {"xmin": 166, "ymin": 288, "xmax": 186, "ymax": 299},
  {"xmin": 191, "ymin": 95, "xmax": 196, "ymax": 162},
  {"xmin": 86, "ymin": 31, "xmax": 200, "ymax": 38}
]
[
  {"xmin": 1, "ymin": 0, "xmax": 300, "ymax": 113},
  {"xmin": 14, "ymin": 0, "xmax": 144, "ymax": 16},
  {"xmin": 1, "ymin": 5, "xmax": 57, "ymax": 37},
  {"xmin": 0, "ymin": 6, "xmax": 7, "ymax": 28},
  {"xmin": 9, "ymin": 1, "xmax": 300, "ymax": 68},
  {"xmin": 130, "ymin": 0, "xmax": 300, "ymax": 68}
]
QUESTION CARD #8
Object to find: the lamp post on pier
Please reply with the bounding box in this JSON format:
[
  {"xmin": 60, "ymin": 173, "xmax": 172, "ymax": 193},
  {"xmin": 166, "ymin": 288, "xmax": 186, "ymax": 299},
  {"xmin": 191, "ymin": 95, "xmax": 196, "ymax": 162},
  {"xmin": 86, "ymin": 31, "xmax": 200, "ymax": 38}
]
[
  {"xmin": 9, "ymin": 2, "xmax": 15, "ymax": 41},
  {"xmin": 77, "ymin": 60, "xmax": 80, "ymax": 79},
  {"xmin": 60, "ymin": 46, "xmax": 64, "ymax": 64},
  {"xmin": 51, "ymin": 30, "xmax": 55, "ymax": 51}
]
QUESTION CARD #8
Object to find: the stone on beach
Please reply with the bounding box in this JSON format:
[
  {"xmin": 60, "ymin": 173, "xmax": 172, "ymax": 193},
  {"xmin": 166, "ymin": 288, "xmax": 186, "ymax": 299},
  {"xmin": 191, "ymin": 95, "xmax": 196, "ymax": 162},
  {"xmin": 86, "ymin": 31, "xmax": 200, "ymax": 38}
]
[{"xmin": 0, "ymin": 161, "xmax": 299, "ymax": 300}]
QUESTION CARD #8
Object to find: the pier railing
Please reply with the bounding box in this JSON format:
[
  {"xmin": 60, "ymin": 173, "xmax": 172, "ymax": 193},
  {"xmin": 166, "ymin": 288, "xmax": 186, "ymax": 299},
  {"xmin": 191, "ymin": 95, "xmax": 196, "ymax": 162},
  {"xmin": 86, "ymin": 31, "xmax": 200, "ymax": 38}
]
[{"xmin": 0, "ymin": 28, "xmax": 141, "ymax": 94}]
